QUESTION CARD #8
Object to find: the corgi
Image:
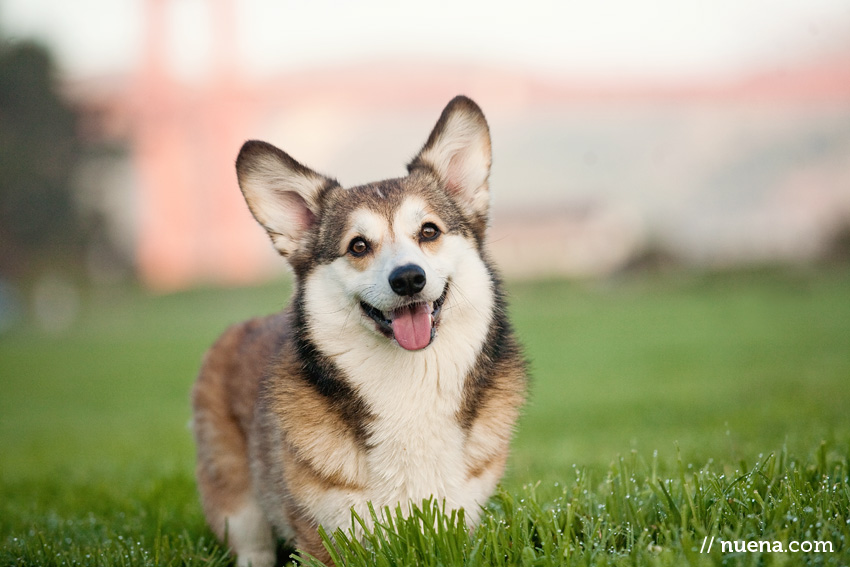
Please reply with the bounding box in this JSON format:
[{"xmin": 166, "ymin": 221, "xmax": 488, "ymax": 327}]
[{"xmin": 192, "ymin": 95, "xmax": 527, "ymax": 566}]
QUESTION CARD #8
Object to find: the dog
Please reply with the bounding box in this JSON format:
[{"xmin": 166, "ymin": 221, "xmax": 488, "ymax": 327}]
[{"xmin": 192, "ymin": 95, "xmax": 527, "ymax": 567}]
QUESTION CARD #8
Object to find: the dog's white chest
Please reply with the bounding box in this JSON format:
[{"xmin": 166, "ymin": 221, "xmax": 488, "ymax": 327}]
[
  {"xmin": 349, "ymin": 345, "xmax": 481, "ymax": 513},
  {"xmin": 365, "ymin": 386, "xmax": 466, "ymax": 504}
]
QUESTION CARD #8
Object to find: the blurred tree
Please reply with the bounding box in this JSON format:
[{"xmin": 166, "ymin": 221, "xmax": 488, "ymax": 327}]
[{"xmin": 0, "ymin": 39, "xmax": 85, "ymax": 278}]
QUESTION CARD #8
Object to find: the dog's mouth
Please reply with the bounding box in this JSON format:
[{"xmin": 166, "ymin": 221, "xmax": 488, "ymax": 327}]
[{"xmin": 360, "ymin": 284, "xmax": 448, "ymax": 351}]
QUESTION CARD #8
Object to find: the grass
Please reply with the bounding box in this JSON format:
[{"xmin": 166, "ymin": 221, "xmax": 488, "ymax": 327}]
[
  {"xmin": 1, "ymin": 266, "xmax": 849, "ymax": 565},
  {"xmin": 299, "ymin": 446, "xmax": 849, "ymax": 567}
]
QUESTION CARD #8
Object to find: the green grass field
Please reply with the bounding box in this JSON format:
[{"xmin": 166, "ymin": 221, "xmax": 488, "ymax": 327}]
[{"xmin": 1, "ymin": 267, "xmax": 849, "ymax": 566}]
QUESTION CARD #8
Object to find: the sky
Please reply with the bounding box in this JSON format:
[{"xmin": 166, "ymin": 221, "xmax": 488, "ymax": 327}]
[{"xmin": 1, "ymin": 0, "xmax": 849, "ymax": 81}]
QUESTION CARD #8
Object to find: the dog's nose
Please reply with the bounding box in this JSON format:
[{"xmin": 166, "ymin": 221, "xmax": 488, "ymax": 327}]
[{"xmin": 389, "ymin": 264, "xmax": 426, "ymax": 296}]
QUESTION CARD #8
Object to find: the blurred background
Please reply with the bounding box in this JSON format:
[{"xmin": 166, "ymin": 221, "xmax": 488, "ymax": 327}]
[
  {"xmin": 2, "ymin": 0, "xmax": 849, "ymax": 315},
  {"xmin": 1, "ymin": 0, "xmax": 850, "ymax": 510}
]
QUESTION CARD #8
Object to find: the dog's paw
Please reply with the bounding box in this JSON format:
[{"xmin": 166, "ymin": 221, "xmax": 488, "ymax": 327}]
[{"xmin": 237, "ymin": 550, "xmax": 276, "ymax": 567}]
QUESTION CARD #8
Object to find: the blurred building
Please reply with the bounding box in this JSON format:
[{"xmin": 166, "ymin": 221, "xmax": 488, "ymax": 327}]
[{"xmin": 67, "ymin": 0, "xmax": 850, "ymax": 289}]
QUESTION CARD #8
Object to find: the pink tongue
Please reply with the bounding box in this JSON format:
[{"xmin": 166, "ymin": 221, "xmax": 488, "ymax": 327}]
[{"xmin": 391, "ymin": 303, "xmax": 432, "ymax": 351}]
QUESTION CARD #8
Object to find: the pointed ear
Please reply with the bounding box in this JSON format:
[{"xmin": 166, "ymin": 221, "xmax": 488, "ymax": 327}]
[
  {"xmin": 236, "ymin": 140, "xmax": 336, "ymax": 257},
  {"xmin": 408, "ymin": 95, "xmax": 492, "ymax": 220}
]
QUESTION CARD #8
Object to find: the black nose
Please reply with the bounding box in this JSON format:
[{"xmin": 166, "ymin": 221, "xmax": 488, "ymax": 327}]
[{"xmin": 389, "ymin": 264, "xmax": 427, "ymax": 296}]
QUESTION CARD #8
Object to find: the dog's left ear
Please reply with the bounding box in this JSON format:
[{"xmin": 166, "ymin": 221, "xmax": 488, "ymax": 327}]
[
  {"xmin": 236, "ymin": 140, "xmax": 337, "ymax": 258},
  {"xmin": 409, "ymin": 96, "xmax": 492, "ymax": 221}
]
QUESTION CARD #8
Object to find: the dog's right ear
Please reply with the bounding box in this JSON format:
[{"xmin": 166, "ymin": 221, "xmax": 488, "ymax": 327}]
[
  {"xmin": 236, "ymin": 140, "xmax": 337, "ymax": 257},
  {"xmin": 408, "ymin": 96, "xmax": 491, "ymax": 224}
]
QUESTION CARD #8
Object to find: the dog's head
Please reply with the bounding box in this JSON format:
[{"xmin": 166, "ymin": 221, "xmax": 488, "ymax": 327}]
[{"xmin": 236, "ymin": 96, "xmax": 494, "ymax": 352}]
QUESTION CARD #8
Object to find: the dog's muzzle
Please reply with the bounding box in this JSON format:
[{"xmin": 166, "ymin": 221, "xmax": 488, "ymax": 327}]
[{"xmin": 360, "ymin": 282, "xmax": 448, "ymax": 351}]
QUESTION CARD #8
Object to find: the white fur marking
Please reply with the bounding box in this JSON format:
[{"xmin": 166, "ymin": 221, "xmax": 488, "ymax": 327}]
[{"xmin": 227, "ymin": 499, "xmax": 276, "ymax": 567}]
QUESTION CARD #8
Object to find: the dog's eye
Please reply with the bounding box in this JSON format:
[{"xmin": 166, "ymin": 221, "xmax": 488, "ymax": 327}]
[
  {"xmin": 420, "ymin": 223, "xmax": 441, "ymax": 242},
  {"xmin": 348, "ymin": 237, "xmax": 369, "ymax": 257}
]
